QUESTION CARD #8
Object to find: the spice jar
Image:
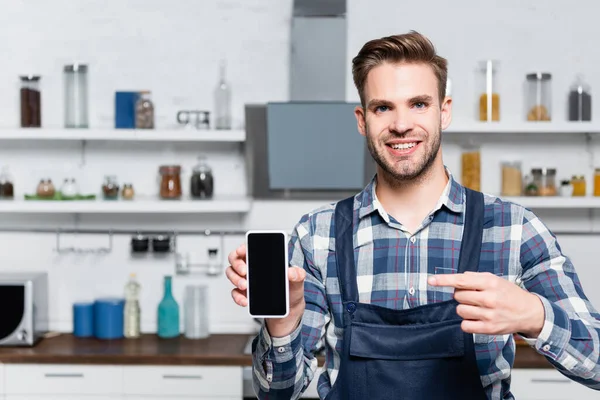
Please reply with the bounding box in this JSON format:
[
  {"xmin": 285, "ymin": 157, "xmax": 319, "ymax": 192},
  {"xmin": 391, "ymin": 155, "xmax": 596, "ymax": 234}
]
[
  {"xmin": 524, "ymin": 174, "xmax": 539, "ymax": 196},
  {"xmin": 159, "ymin": 165, "xmax": 182, "ymax": 199},
  {"xmin": 0, "ymin": 166, "xmax": 14, "ymax": 199},
  {"xmin": 60, "ymin": 178, "xmax": 78, "ymax": 199},
  {"xmin": 190, "ymin": 156, "xmax": 214, "ymax": 199},
  {"xmin": 20, "ymin": 75, "xmax": 41, "ymax": 128},
  {"xmin": 560, "ymin": 180, "xmax": 573, "ymax": 197},
  {"xmin": 135, "ymin": 91, "xmax": 154, "ymax": 129},
  {"xmin": 461, "ymin": 147, "xmax": 480, "ymax": 191},
  {"xmin": 478, "ymin": 60, "xmax": 500, "ymax": 121},
  {"xmin": 64, "ymin": 64, "xmax": 89, "ymax": 128},
  {"xmin": 571, "ymin": 175, "xmax": 586, "ymax": 196},
  {"xmin": 36, "ymin": 179, "xmax": 55, "ymax": 198},
  {"xmin": 594, "ymin": 169, "xmax": 600, "ymax": 197},
  {"xmin": 526, "ymin": 73, "xmax": 552, "ymax": 121},
  {"xmin": 568, "ymin": 75, "xmax": 592, "ymax": 121},
  {"xmin": 122, "ymin": 183, "xmax": 135, "ymax": 200},
  {"xmin": 501, "ymin": 161, "xmax": 522, "ymax": 196},
  {"xmin": 102, "ymin": 175, "xmax": 119, "ymax": 200},
  {"xmin": 531, "ymin": 168, "xmax": 557, "ymax": 196}
]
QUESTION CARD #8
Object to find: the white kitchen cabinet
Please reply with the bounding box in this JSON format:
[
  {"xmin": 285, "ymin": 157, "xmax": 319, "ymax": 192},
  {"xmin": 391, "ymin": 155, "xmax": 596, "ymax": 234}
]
[
  {"xmin": 6, "ymin": 397, "xmax": 120, "ymax": 400},
  {"xmin": 0, "ymin": 363, "xmax": 4, "ymax": 394},
  {"xmin": 122, "ymin": 366, "xmax": 242, "ymax": 398},
  {"xmin": 4, "ymin": 364, "xmax": 123, "ymax": 396},
  {"xmin": 510, "ymin": 368, "xmax": 600, "ymax": 399}
]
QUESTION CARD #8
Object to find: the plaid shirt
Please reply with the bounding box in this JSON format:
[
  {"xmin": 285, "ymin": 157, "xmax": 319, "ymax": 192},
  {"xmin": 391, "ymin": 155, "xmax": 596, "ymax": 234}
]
[{"xmin": 252, "ymin": 170, "xmax": 600, "ymax": 399}]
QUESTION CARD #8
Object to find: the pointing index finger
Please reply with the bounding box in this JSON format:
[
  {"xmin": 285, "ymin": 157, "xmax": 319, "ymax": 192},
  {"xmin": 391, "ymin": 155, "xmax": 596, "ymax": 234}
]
[{"xmin": 428, "ymin": 272, "xmax": 488, "ymax": 290}]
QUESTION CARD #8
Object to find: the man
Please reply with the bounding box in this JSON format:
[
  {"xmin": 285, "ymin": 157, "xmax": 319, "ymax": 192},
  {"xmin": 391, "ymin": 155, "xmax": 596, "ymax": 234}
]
[{"xmin": 226, "ymin": 31, "xmax": 600, "ymax": 399}]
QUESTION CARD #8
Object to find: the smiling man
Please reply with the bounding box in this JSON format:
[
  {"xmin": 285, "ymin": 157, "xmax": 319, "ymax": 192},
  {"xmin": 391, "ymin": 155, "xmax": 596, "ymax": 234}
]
[{"xmin": 226, "ymin": 31, "xmax": 600, "ymax": 399}]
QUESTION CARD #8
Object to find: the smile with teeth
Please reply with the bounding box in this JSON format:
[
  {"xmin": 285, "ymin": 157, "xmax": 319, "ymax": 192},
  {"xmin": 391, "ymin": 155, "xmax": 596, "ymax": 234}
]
[{"xmin": 390, "ymin": 142, "xmax": 418, "ymax": 150}]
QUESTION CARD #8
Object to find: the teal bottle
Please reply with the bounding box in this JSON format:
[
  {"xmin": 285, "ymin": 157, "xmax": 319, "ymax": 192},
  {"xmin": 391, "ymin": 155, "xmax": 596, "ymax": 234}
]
[{"xmin": 157, "ymin": 276, "xmax": 180, "ymax": 338}]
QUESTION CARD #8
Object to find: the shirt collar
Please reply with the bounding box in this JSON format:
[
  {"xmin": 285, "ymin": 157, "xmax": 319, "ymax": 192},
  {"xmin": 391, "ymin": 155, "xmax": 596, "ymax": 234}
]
[{"xmin": 357, "ymin": 167, "xmax": 465, "ymax": 221}]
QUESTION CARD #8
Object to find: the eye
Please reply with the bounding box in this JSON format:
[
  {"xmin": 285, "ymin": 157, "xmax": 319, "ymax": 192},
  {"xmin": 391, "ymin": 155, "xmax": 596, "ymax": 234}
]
[
  {"xmin": 375, "ymin": 105, "xmax": 390, "ymax": 113},
  {"xmin": 413, "ymin": 102, "xmax": 426, "ymax": 109}
]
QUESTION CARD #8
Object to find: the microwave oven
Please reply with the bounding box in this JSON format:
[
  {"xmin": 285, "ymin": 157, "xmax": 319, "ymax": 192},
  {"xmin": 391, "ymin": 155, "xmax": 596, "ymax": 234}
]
[{"xmin": 0, "ymin": 272, "xmax": 48, "ymax": 346}]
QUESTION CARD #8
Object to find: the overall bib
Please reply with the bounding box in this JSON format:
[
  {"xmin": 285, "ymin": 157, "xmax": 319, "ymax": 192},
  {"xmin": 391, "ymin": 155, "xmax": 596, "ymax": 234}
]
[{"xmin": 325, "ymin": 188, "xmax": 487, "ymax": 400}]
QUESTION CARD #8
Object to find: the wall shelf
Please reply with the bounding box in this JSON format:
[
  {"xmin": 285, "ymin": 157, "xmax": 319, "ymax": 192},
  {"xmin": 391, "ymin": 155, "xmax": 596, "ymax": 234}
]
[
  {"xmin": 502, "ymin": 196, "xmax": 600, "ymax": 209},
  {"xmin": 0, "ymin": 196, "xmax": 252, "ymax": 214},
  {"xmin": 444, "ymin": 122, "xmax": 597, "ymax": 134},
  {"xmin": 0, "ymin": 128, "xmax": 246, "ymax": 142}
]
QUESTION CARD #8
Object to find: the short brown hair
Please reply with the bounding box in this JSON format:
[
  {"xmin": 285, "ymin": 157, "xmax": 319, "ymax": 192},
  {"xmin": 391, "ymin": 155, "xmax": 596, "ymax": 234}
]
[{"xmin": 352, "ymin": 31, "xmax": 448, "ymax": 107}]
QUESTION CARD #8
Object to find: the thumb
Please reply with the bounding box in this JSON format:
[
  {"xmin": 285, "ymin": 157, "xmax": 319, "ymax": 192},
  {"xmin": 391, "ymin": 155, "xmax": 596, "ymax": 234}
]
[{"xmin": 288, "ymin": 266, "xmax": 306, "ymax": 283}]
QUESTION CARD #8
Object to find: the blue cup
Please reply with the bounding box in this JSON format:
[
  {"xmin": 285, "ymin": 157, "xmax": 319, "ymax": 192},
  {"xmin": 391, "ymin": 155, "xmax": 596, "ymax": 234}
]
[
  {"xmin": 73, "ymin": 302, "xmax": 94, "ymax": 338},
  {"xmin": 115, "ymin": 91, "xmax": 139, "ymax": 129},
  {"xmin": 93, "ymin": 298, "xmax": 125, "ymax": 340}
]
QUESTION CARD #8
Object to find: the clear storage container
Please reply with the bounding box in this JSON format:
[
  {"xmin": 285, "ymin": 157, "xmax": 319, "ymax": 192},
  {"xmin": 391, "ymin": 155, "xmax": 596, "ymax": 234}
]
[
  {"xmin": 526, "ymin": 73, "xmax": 552, "ymax": 121},
  {"xmin": 64, "ymin": 63, "xmax": 89, "ymax": 128},
  {"xmin": 478, "ymin": 60, "xmax": 500, "ymax": 121}
]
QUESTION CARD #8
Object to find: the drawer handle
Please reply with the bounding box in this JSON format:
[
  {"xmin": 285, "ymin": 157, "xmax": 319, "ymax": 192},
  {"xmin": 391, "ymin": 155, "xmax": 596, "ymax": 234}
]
[
  {"xmin": 44, "ymin": 373, "xmax": 84, "ymax": 378},
  {"xmin": 531, "ymin": 378, "xmax": 571, "ymax": 384},
  {"xmin": 162, "ymin": 374, "xmax": 203, "ymax": 380}
]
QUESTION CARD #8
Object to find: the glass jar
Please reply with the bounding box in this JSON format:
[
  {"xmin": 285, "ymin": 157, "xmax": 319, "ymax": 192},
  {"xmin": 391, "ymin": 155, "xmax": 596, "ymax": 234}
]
[
  {"xmin": 569, "ymin": 75, "xmax": 592, "ymax": 121},
  {"xmin": 478, "ymin": 60, "xmax": 500, "ymax": 121},
  {"xmin": 135, "ymin": 91, "xmax": 154, "ymax": 129},
  {"xmin": 594, "ymin": 169, "xmax": 600, "ymax": 197},
  {"xmin": 122, "ymin": 183, "xmax": 135, "ymax": 200},
  {"xmin": 20, "ymin": 75, "xmax": 41, "ymax": 128},
  {"xmin": 64, "ymin": 63, "xmax": 89, "ymax": 128},
  {"xmin": 214, "ymin": 60, "xmax": 232, "ymax": 130},
  {"xmin": 102, "ymin": 175, "xmax": 119, "ymax": 200},
  {"xmin": 0, "ymin": 166, "xmax": 14, "ymax": 199},
  {"xmin": 159, "ymin": 165, "xmax": 182, "ymax": 199},
  {"xmin": 36, "ymin": 179, "xmax": 55, "ymax": 198},
  {"xmin": 461, "ymin": 147, "xmax": 480, "ymax": 191},
  {"xmin": 571, "ymin": 175, "xmax": 586, "ymax": 196},
  {"xmin": 526, "ymin": 73, "xmax": 552, "ymax": 121},
  {"xmin": 190, "ymin": 156, "xmax": 214, "ymax": 199},
  {"xmin": 560, "ymin": 180, "xmax": 573, "ymax": 197},
  {"xmin": 531, "ymin": 168, "xmax": 557, "ymax": 196},
  {"xmin": 60, "ymin": 178, "xmax": 78, "ymax": 199},
  {"xmin": 501, "ymin": 161, "xmax": 522, "ymax": 196}
]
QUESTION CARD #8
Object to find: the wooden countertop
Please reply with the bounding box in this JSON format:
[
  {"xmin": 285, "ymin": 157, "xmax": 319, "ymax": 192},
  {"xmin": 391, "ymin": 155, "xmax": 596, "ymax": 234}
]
[{"xmin": 0, "ymin": 333, "xmax": 552, "ymax": 368}]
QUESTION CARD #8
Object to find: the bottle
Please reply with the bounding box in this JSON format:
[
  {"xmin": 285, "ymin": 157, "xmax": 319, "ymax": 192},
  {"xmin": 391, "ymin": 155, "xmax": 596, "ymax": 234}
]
[
  {"xmin": 214, "ymin": 60, "xmax": 232, "ymax": 130},
  {"xmin": 157, "ymin": 275, "xmax": 180, "ymax": 338},
  {"xmin": 124, "ymin": 273, "xmax": 141, "ymax": 338},
  {"xmin": 135, "ymin": 91, "xmax": 154, "ymax": 129}
]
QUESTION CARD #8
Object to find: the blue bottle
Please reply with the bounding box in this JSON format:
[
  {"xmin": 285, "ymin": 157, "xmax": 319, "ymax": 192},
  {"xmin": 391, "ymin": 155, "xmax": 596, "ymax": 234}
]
[{"xmin": 157, "ymin": 276, "xmax": 180, "ymax": 338}]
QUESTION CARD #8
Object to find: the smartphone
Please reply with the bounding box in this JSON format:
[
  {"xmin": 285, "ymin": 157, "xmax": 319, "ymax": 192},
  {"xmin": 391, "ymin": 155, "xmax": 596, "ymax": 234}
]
[{"xmin": 245, "ymin": 230, "xmax": 289, "ymax": 318}]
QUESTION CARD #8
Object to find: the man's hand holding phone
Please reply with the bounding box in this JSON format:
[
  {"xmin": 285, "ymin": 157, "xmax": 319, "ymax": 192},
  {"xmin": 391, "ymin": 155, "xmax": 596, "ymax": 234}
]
[{"xmin": 226, "ymin": 239, "xmax": 307, "ymax": 338}]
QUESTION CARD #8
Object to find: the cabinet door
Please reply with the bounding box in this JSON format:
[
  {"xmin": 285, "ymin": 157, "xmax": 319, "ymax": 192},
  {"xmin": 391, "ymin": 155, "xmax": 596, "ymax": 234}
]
[
  {"xmin": 0, "ymin": 363, "xmax": 4, "ymax": 395},
  {"xmin": 511, "ymin": 369, "xmax": 600, "ymax": 399},
  {"xmin": 7, "ymin": 397, "xmax": 121, "ymax": 400},
  {"xmin": 123, "ymin": 366, "xmax": 241, "ymax": 398},
  {"xmin": 124, "ymin": 397, "xmax": 239, "ymax": 400},
  {"xmin": 4, "ymin": 364, "xmax": 123, "ymax": 395}
]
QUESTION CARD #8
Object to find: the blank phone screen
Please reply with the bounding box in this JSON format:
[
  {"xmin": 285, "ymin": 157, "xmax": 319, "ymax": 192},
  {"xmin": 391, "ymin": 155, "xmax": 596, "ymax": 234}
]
[{"xmin": 247, "ymin": 232, "xmax": 287, "ymax": 317}]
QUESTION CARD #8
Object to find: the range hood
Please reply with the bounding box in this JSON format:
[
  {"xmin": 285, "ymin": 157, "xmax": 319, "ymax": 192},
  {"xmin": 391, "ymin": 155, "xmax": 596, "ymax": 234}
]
[{"xmin": 289, "ymin": 0, "xmax": 346, "ymax": 101}]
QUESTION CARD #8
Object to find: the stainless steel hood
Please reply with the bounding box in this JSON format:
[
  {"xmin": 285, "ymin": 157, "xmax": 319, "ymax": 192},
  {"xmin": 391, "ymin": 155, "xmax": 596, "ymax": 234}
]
[{"xmin": 289, "ymin": 0, "xmax": 346, "ymax": 101}]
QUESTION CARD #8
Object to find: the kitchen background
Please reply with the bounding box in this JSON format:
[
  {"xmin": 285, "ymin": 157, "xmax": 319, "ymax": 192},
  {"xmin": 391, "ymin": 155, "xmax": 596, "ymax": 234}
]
[{"xmin": 0, "ymin": 0, "xmax": 600, "ymax": 397}]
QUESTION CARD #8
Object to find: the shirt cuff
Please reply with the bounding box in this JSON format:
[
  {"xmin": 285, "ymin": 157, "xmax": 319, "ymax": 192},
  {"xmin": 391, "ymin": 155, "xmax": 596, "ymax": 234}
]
[
  {"xmin": 252, "ymin": 320, "xmax": 303, "ymax": 385},
  {"xmin": 524, "ymin": 293, "xmax": 571, "ymax": 360}
]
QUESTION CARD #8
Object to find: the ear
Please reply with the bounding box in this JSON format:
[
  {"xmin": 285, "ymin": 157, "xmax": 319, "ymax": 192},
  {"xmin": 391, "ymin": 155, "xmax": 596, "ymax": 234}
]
[
  {"xmin": 354, "ymin": 106, "xmax": 366, "ymax": 137},
  {"xmin": 440, "ymin": 96, "xmax": 452, "ymax": 131}
]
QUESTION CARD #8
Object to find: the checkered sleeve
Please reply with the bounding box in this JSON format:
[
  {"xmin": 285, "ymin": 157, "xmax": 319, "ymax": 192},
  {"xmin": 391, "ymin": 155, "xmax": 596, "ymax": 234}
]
[
  {"xmin": 252, "ymin": 212, "xmax": 330, "ymax": 399},
  {"xmin": 519, "ymin": 208, "xmax": 600, "ymax": 387}
]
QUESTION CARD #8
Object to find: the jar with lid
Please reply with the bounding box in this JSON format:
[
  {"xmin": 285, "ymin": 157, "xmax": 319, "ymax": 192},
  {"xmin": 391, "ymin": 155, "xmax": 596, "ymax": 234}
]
[
  {"xmin": 526, "ymin": 73, "xmax": 552, "ymax": 121},
  {"xmin": 571, "ymin": 175, "xmax": 586, "ymax": 196},
  {"xmin": 560, "ymin": 180, "xmax": 573, "ymax": 197},
  {"xmin": 569, "ymin": 75, "xmax": 592, "ymax": 121},
  {"xmin": 20, "ymin": 75, "xmax": 41, "ymax": 128},
  {"xmin": 60, "ymin": 178, "xmax": 78, "ymax": 199},
  {"xmin": 477, "ymin": 60, "xmax": 500, "ymax": 121},
  {"xmin": 501, "ymin": 161, "xmax": 522, "ymax": 196},
  {"xmin": 64, "ymin": 63, "xmax": 89, "ymax": 128},
  {"xmin": 122, "ymin": 183, "xmax": 135, "ymax": 200},
  {"xmin": 594, "ymin": 169, "xmax": 600, "ymax": 197},
  {"xmin": 461, "ymin": 146, "xmax": 480, "ymax": 191},
  {"xmin": 135, "ymin": 91, "xmax": 154, "ymax": 129},
  {"xmin": 37, "ymin": 179, "xmax": 55, "ymax": 198},
  {"xmin": 531, "ymin": 168, "xmax": 557, "ymax": 196},
  {"xmin": 159, "ymin": 165, "xmax": 182, "ymax": 199},
  {"xmin": 0, "ymin": 166, "xmax": 14, "ymax": 199},
  {"xmin": 190, "ymin": 156, "xmax": 214, "ymax": 199},
  {"xmin": 102, "ymin": 175, "xmax": 119, "ymax": 200}
]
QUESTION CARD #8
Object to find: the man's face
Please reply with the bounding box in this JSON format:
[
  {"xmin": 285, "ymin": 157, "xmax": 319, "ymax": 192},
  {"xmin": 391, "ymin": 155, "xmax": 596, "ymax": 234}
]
[{"xmin": 355, "ymin": 62, "xmax": 452, "ymax": 183}]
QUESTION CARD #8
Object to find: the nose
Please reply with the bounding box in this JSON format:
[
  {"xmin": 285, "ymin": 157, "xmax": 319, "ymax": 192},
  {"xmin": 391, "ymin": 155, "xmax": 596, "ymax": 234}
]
[{"xmin": 389, "ymin": 107, "xmax": 414, "ymax": 134}]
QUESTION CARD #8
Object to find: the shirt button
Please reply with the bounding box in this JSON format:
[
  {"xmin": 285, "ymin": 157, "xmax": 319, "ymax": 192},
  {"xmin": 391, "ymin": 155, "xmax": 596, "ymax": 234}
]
[
  {"xmin": 409, "ymin": 287, "xmax": 415, "ymax": 295},
  {"xmin": 410, "ymin": 236, "xmax": 416, "ymax": 243},
  {"xmin": 277, "ymin": 347, "xmax": 286, "ymax": 353},
  {"xmin": 542, "ymin": 344, "xmax": 551, "ymax": 352}
]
